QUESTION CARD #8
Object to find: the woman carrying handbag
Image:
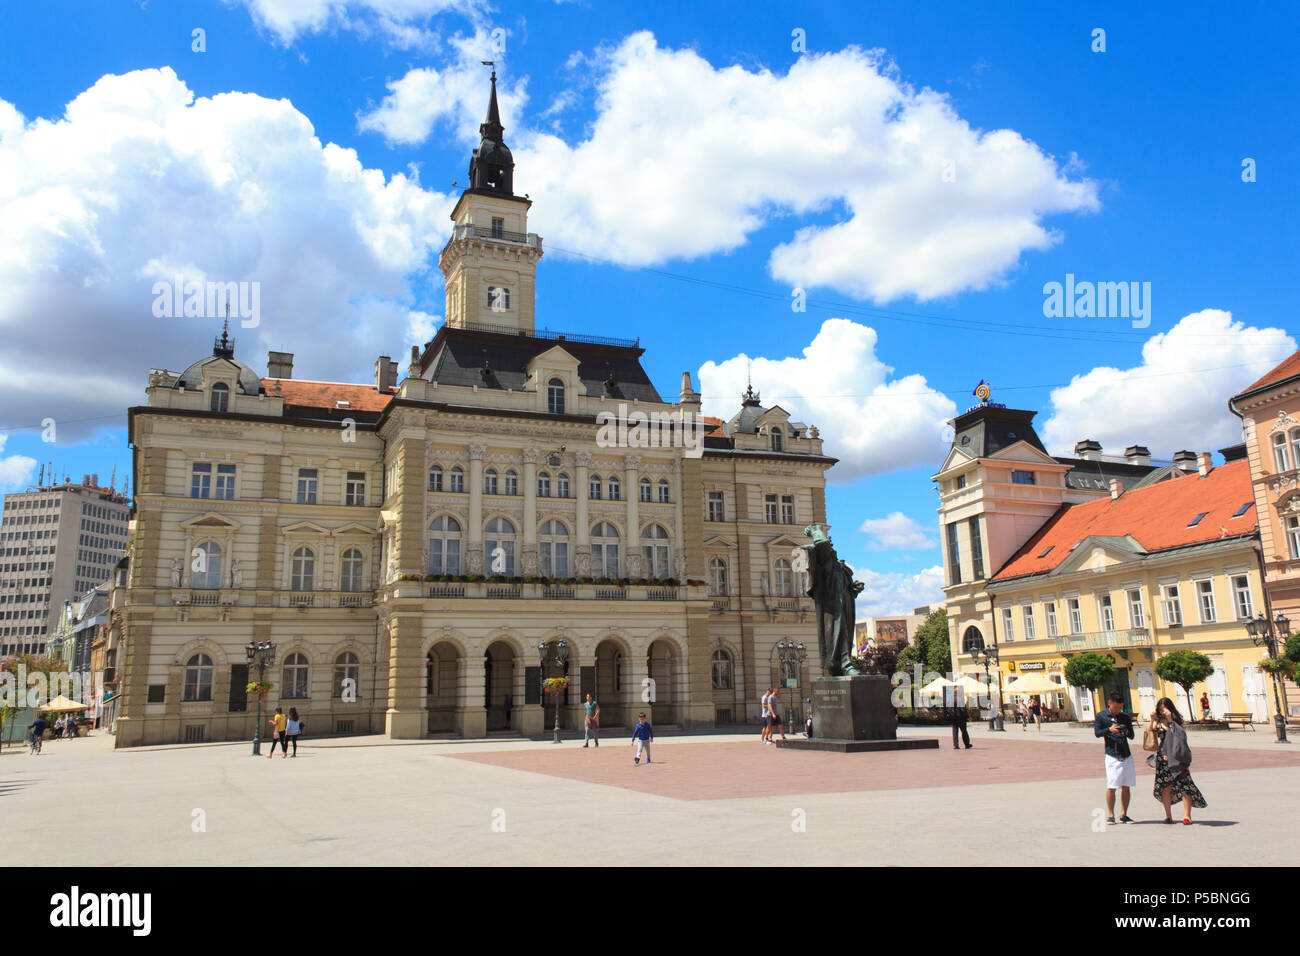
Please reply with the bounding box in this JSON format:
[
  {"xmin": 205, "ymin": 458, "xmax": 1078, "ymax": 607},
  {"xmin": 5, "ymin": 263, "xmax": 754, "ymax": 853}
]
[{"xmin": 1146, "ymin": 697, "xmax": 1207, "ymax": 825}]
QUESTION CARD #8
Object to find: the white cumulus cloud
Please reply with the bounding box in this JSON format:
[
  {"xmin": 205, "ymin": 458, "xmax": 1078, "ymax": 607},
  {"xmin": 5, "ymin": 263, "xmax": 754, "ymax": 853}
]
[
  {"xmin": 233, "ymin": 0, "xmax": 485, "ymax": 47},
  {"xmin": 0, "ymin": 435, "xmax": 37, "ymax": 492},
  {"xmin": 697, "ymin": 319, "xmax": 956, "ymax": 482},
  {"xmin": 853, "ymin": 565, "xmax": 945, "ymax": 617},
  {"xmin": 1040, "ymin": 309, "xmax": 1296, "ymax": 457},
  {"xmin": 859, "ymin": 512, "xmax": 937, "ymax": 551}
]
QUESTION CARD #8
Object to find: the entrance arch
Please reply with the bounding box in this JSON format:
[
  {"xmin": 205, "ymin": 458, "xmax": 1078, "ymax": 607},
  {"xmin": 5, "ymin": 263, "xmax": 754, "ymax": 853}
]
[
  {"xmin": 648, "ymin": 639, "xmax": 677, "ymax": 725},
  {"xmin": 484, "ymin": 641, "xmax": 516, "ymax": 731},
  {"xmin": 426, "ymin": 642, "xmax": 459, "ymax": 734},
  {"xmin": 595, "ymin": 639, "xmax": 629, "ymax": 728}
]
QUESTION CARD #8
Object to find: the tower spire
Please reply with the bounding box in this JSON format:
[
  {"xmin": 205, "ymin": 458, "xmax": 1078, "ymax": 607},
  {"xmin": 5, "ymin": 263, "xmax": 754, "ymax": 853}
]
[{"xmin": 468, "ymin": 63, "xmax": 514, "ymax": 195}]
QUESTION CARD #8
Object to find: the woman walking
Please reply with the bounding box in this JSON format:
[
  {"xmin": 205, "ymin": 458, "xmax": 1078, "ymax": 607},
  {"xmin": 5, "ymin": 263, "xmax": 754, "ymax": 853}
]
[
  {"xmin": 267, "ymin": 706, "xmax": 287, "ymax": 758},
  {"xmin": 284, "ymin": 707, "xmax": 302, "ymax": 758},
  {"xmin": 1030, "ymin": 695, "xmax": 1042, "ymax": 731},
  {"xmin": 1016, "ymin": 698, "xmax": 1028, "ymax": 731},
  {"xmin": 1147, "ymin": 697, "xmax": 1206, "ymax": 825}
]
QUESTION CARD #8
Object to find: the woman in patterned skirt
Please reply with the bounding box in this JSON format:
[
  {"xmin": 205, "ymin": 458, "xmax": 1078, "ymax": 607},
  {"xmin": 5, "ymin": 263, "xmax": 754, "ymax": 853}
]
[{"xmin": 1146, "ymin": 697, "xmax": 1207, "ymax": 825}]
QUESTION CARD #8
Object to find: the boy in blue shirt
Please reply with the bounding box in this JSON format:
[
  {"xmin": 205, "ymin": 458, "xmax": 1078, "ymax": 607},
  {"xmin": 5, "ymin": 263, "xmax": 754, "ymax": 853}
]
[{"xmin": 631, "ymin": 712, "xmax": 654, "ymax": 765}]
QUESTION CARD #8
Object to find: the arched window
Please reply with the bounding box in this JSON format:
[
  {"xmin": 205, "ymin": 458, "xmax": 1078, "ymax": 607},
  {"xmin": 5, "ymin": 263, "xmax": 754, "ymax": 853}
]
[
  {"xmin": 591, "ymin": 522, "xmax": 621, "ymax": 577},
  {"xmin": 449, "ymin": 466, "xmax": 464, "ymax": 493},
  {"xmin": 192, "ymin": 541, "xmax": 222, "ymax": 589},
  {"xmin": 589, "ymin": 474, "xmax": 602, "ymax": 500},
  {"xmin": 711, "ymin": 649, "xmax": 733, "ymax": 690},
  {"xmin": 771, "ymin": 427, "xmax": 783, "ymax": 452},
  {"xmin": 340, "ymin": 548, "xmax": 365, "ymax": 591},
  {"xmin": 487, "ymin": 286, "xmax": 510, "ymax": 311},
  {"xmin": 334, "ymin": 652, "xmax": 360, "ymax": 700},
  {"xmin": 657, "ymin": 479, "xmax": 670, "ymax": 503},
  {"xmin": 290, "ymin": 547, "xmax": 316, "ymax": 591},
  {"xmin": 504, "ymin": 469, "xmax": 518, "ymax": 496},
  {"xmin": 183, "ymin": 653, "xmax": 214, "ymax": 701},
  {"xmin": 962, "ymin": 626, "xmax": 985, "ymax": 654},
  {"xmin": 641, "ymin": 523, "xmax": 672, "ymax": 578},
  {"xmin": 428, "ymin": 516, "xmax": 461, "ymax": 575},
  {"xmin": 485, "ymin": 517, "xmax": 516, "ymax": 576},
  {"xmin": 539, "ymin": 519, "xmax": 569, "ymax": 577},
  {"xmin": 210, "ymin": 382, "xmax": 229, "ymax": 413},
  {"xmin": 556, "ymin": 473, "xmax": 570, "ymax": 498},
  {"xmin": 709, "ymin": 557, "xmax": 728, "ymax": 596},
  {"xmin": 774, "ymin": 557, "xmax": 794, "ymax": 597},
  {"xmin": 282, "ymin": 652, "xmax": 309, "ymax": 698},
  {"xmin": 608, "ymin": 475, "xmax": 621, "ymax": 501},
  {"xmin": 537, "ymin": 471, "xmax": 551, "ymax": 498},
  {"xmin": 484, "ymin": 468, "xmax": 498, "ymax": 495},
  {"xmin": 639, "ymin": 477, "xmax": 652, "ymax": 502},
  {"xmin": 429, "ymin": 465, "xmax": 443, "ymax": 492},
  {"xmin": 1274, "ymin": 433, "xmax": 1292, "ymax": 473},
  {"xmin": 548, "ymin": 378, "xmax": 565, "ymax": 415}
]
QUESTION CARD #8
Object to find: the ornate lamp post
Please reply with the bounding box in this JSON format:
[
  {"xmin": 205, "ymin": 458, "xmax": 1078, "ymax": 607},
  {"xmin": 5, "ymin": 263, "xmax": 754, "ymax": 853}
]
[
  {"xmin": 538, "ymin": 639, "xmax": 570, "ymax": 743},
  {"xmin": 1243, "ymin": 611, "xmax": 1291, "ymax": 744},
  {"xmin": 246, "ymin": 640, "xmax": 276, "ymax": 756},
  {"xmin": 971, "ymin": 644, "xmax": 1005, "ymax": 731},
  {"xmin": 775, "ymin": 639, "xmax": 807, "ymax": 729}
]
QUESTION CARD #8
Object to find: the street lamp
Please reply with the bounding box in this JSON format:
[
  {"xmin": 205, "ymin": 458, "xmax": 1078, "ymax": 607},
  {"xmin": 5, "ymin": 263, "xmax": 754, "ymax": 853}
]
[
  {"xmin": 775, "ymin": 639, "xmax": 806, "ymax": 730},
  {"xmin": 1243, "ymin": 611, "xmax": 1291, "ymax": 744},
  {"xmin": 538, "ymin": 639, "xmax": 569, "ymax": 743},
  {"xmin": 246, "ymin": 640, "xmax": 277, "ymax": 756},
  {"xmin": 971, "ymin": 643, "xmax": 1005, "ymax": 731}
]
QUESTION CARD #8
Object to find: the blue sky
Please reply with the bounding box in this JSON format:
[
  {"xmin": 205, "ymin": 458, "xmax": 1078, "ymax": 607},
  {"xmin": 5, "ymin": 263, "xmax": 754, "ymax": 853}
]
[{"xmin": 0, "ymin": 0, "xmax": 1296, "ymax": 612}]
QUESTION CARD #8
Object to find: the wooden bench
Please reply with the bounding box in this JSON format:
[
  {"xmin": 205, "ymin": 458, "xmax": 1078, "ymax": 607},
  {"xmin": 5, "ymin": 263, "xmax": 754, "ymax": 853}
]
[{"xmin": 1222, "ymin": 712, "xmax": 1256, "ymax": 730}]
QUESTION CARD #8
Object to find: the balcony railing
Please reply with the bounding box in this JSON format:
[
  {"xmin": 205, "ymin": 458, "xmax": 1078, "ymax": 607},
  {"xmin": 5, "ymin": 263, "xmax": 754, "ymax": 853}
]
[
  {"xmin": 647, "ymin": 588, "xmax": 678, "ymax": 601},
  {"xmin": 542, "ymin": 587, "xmax": 574, "ymax": 600},
  {"xmin": 595, "ymin": 588, "xmax": 627, "ymax": 601},
  {"xmin": 486, "ymin": 585, "xmax": 522, "ymax": 599},
  {"xmin": 427, "ymin": 585, "xmax": 466, "ymax": 599},
  {"xmin": 1054, "ymin": 627, "xmax": 1152, "ymax": 653},
  {"xmin": 451, "ymin": 223, "xmax": 542, "ymax": 248}
]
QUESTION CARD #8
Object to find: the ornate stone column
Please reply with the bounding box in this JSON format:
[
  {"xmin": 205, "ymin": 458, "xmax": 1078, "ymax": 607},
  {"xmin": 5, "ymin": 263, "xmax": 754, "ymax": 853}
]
[
  {"xmin": 624, "ymin": 454, "xmax": 641, "ymax": 577},
  {"xmin": 575, "ymin": 451, "xmax": 591, "ymax": 572},
  {"xmin": 467, "ymin": 443, "xmax": 485, "ymax": 573}
]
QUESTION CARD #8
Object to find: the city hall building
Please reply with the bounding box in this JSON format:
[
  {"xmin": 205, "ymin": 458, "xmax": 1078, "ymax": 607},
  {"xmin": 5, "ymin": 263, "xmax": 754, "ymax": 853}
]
[{"xmin": 116, "ymin": 77, "xmax": 833, "ymax": 747}]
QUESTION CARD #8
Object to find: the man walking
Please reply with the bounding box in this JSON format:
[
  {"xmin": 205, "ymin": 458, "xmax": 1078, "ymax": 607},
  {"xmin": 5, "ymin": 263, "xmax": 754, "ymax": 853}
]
[
  {"xmin": 1095, "ymin": 691, "xmax": 1135, "ymax": 824},
  {"xmin": 947, "ymin": 687, "xmax": 972, "ymax": 749},
  {"xmin": 583, "ymin": 693, "xmax": 600, "ymax": 748}
]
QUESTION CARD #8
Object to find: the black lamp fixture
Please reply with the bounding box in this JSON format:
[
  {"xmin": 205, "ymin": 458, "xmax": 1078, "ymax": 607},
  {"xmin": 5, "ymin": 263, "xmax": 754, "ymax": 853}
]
[
  {"xmin": 1241, "ymin": 611, "xmax": 1290, "ymax": 743},
  {"xmin": 246, "ymin": 640, "xmax": 277, "ymax": 756}
]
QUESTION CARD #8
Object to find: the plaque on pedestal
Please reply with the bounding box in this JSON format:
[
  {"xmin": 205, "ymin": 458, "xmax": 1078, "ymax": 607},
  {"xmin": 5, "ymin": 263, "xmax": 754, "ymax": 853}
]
[{"xmin": 776, "ymin": 674, "xmax": 938, "ymax": 753}]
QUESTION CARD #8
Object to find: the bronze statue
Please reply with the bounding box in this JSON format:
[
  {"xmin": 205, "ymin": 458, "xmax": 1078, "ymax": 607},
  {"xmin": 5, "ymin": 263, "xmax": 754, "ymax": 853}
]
[{"xmin": 801, "ymin": 524, "xmax": 864, "ymax": 677}]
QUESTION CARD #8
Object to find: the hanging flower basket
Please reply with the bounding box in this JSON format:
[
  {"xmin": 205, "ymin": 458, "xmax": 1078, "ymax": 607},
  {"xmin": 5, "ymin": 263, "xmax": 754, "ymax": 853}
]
[
  {"xmin": 542, "ymin": 677, "xmax": 569, "ymax": 696},
  {"xmin": 246, "ymin": 681, "xmax": 274, "ymax": 696}
]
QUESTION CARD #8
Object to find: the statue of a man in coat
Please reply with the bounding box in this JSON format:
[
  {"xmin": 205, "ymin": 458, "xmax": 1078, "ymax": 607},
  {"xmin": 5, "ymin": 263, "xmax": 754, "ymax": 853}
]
[{"xmin": 801, "ymin": 524, "xmax": 864, "ymax": 677}]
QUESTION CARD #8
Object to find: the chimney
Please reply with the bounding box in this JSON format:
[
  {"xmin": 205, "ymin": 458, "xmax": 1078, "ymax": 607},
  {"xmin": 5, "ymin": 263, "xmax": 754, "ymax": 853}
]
[
  {"xmin": 408, "ymin": 345, "xmax": 421, "ymax": 378},
  {"xmin": 1197, "ymin": 452, "xmax": 1213, "ymax": 477},
  {"xmin": 679, "ymin": 371, "xmax": 700, "ymax": 406},
  {"xmin": 267, "ymin": 351, "xmax": 294, "ymax": 379},
  {"xmin": 1109, "ymin": 478, "xmax": 1122, "ymax": 500},
  {"xmin": 374, "ymin": 355, "xmax": 398, "ymax": 392},
  {"xmin": 1123, "ymin": 444, "xmax": 1152, "ymax": 466},
  {"xmin": 1074, "ymin": 439, "xmax": 1102, "ymax": 461},
  {"xmin": 1172, "ymin": 450, "xmax": 1198, "ymax": 472}
]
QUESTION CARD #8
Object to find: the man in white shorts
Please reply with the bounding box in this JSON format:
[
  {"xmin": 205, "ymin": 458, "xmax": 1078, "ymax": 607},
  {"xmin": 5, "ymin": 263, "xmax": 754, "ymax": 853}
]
[{"xmin": 1095, "ymin": 691, "xmax": 1136, "ymax": 824}]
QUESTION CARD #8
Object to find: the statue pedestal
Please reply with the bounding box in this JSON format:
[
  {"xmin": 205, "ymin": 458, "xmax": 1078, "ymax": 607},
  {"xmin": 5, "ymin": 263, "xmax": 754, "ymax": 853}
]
[{"xmin": 776, "ymin": 675, "xmax": 938, "ymax": 753}]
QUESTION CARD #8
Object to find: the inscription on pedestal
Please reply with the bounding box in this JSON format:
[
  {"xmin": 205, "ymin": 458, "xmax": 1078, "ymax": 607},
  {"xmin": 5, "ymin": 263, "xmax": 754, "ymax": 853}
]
[{"xmin": 812, "ymin": 675, "xmax": 897, "ymax": 742}]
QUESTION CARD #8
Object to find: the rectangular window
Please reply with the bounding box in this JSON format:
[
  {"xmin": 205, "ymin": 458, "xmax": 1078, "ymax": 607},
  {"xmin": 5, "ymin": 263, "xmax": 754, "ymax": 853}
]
[
  {"xmin": 781, "ymin": 495, "xmax": 795, "ymax": 524},
  {"xmin": 190, "ymin": 463, "xmax": 211, "ymax": 499},
  {"xmin": 1011, "ymin": 470, "xmax": 1036, "ymax": 485},
  {"xmin": 1067, "ymin": 598, "xmax": 1083, "ymax": 634},
  {"xmin": 765, "ymin": 494, "xmax": 778, "ymax": 524},
  {"xmin": 1001, "ymin": 607, "xmax": 1015, "ymax": 642},
  {"xmin": 946, "ymin": 523, "xmax": 962, "ymax": 586},
  {"xmin": 707, "ymin": 492, "xmax": 725, "ymax": 522},
  {"xmin": 955, "ymin": 474, "xmax": 967, "ymax": 490},
  {"xmin": 491, "ymin": 216, "xmax": 504, "ymax": 239},
  {"xmin": 296, "ymin": 469, "xmax": 318, "ymax": 504},
  {"xmin": 345, "ymin": 472, "xmax": 366, "ymax": 506},
  {"xmin": 1127, "ymin": 589, "xmax": 1145, "ymax": 629},
  {"xmin": 215, "ymin": 464, "xmax": 236, "ymax": 500},
  {"xmin": 1232, "ymin": 575, "xmax": 1253, "ymax": 620},
  {"xmin": 968, "ymin": 517, "xmax": 985, "ymax": 579},
  {"xmin": 1044, "ymin": 602, "xmax": 1059, "ymax": 638},
  {"xmin": 1288, "ymin": 517, "xmax": 1300, "ymax": 560},
  {"xmin": 1098, "ymin": 594, "xmax": 1115, "ymax": 631},
  {"xmin": 1021, "ymin": 605, "xmax": 1037, "ymax": 641},
  {"xmin": 1196, "ymin": 579, "xmax": 1216, "ymax": 623},
  {"xmin": 1161, "ymin": 584, "xmax": 1182, "ymax": 627}
]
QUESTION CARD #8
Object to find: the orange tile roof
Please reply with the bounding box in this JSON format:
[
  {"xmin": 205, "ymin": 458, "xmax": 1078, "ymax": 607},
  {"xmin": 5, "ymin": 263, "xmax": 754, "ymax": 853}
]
[
  {"xmin": 701, "ymin": 415, "xmax": 726, "ymax": 438},
  {"xmin": 1238, "ymin": 350, "xmax": 1300, "ymax": 396},
  {"xmin": 262, "ymin": 379, "xmax": 395, "ymax": 413},
  {"xmin": 991, "ymin": 458, "xmax": 1257, "ymax": 582}
]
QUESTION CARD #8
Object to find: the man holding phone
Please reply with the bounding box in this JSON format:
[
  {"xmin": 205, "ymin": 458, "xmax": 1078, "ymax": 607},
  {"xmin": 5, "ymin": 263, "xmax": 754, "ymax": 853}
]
[{"xmin": 1095, "ymin": 691, "xmax": 1135, "ymax": 824}]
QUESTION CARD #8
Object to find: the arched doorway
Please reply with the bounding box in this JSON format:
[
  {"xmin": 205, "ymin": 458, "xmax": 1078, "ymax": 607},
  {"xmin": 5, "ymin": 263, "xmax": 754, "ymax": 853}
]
[
  {"xmin": 426, "ymin": 642, "xmax": 459, "ymax": 734},
  {"xmin": 648, "ymin": 640, "xmax": 676, "ymax": 725},
  {"xmin": 484, "ymin": 641, "xmax": 515, "ymax": 730},
  {"xmin": 595, "ymin": 639, "xmax": 628, "ymax": 728}
]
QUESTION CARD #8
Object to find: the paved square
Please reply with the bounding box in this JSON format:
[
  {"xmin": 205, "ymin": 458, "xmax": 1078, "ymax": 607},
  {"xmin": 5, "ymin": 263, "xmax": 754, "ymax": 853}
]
[{"xmin": 6, "ymin": 724, "xmax": 1299, "ymax": 866}]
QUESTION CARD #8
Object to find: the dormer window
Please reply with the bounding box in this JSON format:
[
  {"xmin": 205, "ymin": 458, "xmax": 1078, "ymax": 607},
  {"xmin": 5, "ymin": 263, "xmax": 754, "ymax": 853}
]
[
  {"xmin": 547, "ymin": 378, "xmax": 565, "ymax": 415},
  {"xmin": 487, "ymin": 287, "xmax": 510, "ymax": 312},
  {"xmin": 771, "ymin": 427, "xmax": 783, "ymax": 452},
  {"xmin": 210, "ymin": 382, "xmax": 229, "ymax": 413}
]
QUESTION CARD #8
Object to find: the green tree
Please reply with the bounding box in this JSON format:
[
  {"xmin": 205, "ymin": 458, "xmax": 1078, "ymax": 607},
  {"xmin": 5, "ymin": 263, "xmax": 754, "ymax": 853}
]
[
  {"xmin": 1064, "ymin": 653, "xmax": 1116, "ymax": 715},
  {"xmin": 1155, "ymin": 649, "xmax": 1215, "ymax": 718},
  {"xmin": 915, "ymin": 609, "xmax": 952, "ymax": 674}
]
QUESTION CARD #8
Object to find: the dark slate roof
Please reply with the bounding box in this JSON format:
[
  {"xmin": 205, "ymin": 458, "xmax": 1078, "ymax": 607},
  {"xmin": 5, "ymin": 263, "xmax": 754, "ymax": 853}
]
[
  {"xmin": 951, "ymin": 406, "xmax": 1047, "ymax": 458},
  {"xmin": 1055, "ymin": 457, "xmax": 1161, "ymax": 492},
  {"xmin": 176, "ymin": 355, "xmax": 265, "ymax": 396},
  {"xmin": 420, "ymin": 326, "xmax": 662, "ymax": 403}
]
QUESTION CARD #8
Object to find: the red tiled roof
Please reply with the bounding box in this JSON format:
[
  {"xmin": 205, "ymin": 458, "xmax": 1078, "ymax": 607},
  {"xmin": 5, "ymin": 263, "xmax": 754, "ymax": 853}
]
[
  {"xmin": 262, "ymin": 379, "xmax": 395, "ymax": 413},
  {"xmin": 991, "ymin": 458, "xmax": 1257, "ymax": 581},
  {"xmin": 701, "ymin": 415, "xmax": 726, "ymax": 438},
  {"xmin": 1238, "ymin": 350, "xmax": 1300, "ymax": 396}
]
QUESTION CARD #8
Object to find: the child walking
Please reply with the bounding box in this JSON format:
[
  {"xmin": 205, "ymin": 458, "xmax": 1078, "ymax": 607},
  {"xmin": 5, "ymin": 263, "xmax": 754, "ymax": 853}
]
[{"xmin": 631, "ymin": 712, "xmax": 654, "ymax": 765}]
